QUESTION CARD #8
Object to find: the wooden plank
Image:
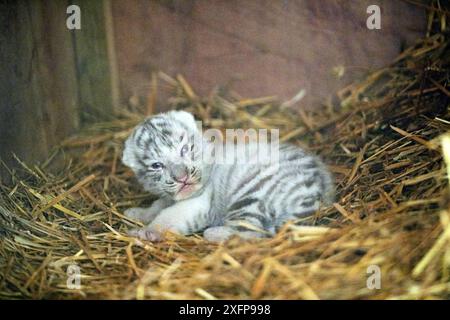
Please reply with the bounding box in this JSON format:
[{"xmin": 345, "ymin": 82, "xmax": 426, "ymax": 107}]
[
  {"xmin": 0, "ymin": 0, "xmax": 79, "ymax": 179},
  {"xmin": 42, "ymin": 1, "xmax": 81, "ymax": 143},
  {"xmin": 111, "ymin": 0, "xmax": 426, "ymax": 109},
  {"xmin": 0, "ymin": 0, "xmax": 120, "ymax": 179},
  {"xmin": 71, "ymin": 0, "xmax": 115, "ymax": 122},
  {"xmin": 103, "ymin": 0, "xmax": 121, "ymax": 111}
]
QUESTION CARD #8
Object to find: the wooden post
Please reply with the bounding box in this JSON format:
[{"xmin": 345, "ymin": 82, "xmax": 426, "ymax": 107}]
[
  {"xmin": 0, "ymin": 0, "xmax": 79, "ymax": 179},
  {"xmin": 0, "ymin": 0, "xmax": 119, "ymax": 179},
  {"xmin": 70, "ymin": 0, "xmax": 117, "ymax": 122}
]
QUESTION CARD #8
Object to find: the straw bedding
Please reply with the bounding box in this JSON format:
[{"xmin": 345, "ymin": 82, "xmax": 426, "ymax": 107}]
[{"xmin": 1, "ymin": 28, "xmax": 450, "ymax": 299}]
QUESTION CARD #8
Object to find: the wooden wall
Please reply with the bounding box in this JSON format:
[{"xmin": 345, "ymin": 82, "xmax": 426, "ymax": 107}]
[
  {"xmin": 0, "ymin": 0, "xmax": 118, "ymax": 179},
  {"xmin": 0, "ymin": 0, "xmax": 427, "ymax": 179},
  {"xmin": 112, "ymin": 0, "xmax": 426, "ymax": 109}
]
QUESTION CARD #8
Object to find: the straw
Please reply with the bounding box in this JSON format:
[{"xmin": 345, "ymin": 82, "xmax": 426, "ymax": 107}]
[{"xmin": 1, "ymin": 6, "xmax": 449, "ymax": 299}]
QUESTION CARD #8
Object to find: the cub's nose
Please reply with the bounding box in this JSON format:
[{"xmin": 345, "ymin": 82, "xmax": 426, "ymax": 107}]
[{"xmin": 170, "ymin": 164, "xmax": 188, "ymax": 182}]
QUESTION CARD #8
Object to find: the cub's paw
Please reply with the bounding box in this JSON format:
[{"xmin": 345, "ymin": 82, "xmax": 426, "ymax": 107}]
[
  {"xmin": 124, "ymin": 207, "xmax": 160, "ymax": 224},
  {"xmin": 124, "ymin": 207, "xmax": 146, "ymax": 221},
  {"xmin": 128, "ymin": 228, "xmax": 163, "ymax": 242},
  {"xmin": 203, "ymin": 226, "xmax": 233, "ymax": 243}
]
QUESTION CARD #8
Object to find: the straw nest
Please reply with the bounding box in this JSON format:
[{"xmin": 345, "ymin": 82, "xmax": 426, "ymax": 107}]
[{"xmin": 1, "ymin": 27, "xmax": 450, "ymax": 300}]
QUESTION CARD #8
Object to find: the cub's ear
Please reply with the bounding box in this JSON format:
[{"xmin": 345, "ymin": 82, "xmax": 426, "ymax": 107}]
[
  {"xmin": 168, "ymin": 110, "xmax": 199, "ymax": 132},
  {"xmin": 122, "ymin": 133, "xmax": 138, "ymax": 169}
]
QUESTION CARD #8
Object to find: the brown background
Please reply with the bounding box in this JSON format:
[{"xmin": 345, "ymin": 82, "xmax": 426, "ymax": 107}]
[
  {"xmin": 0, "ymin": 0, "xmax": 427, "ymax": 178},
  {"xmin": 112, "ymin": 0, "xmax": 426, "ymax": 108}
]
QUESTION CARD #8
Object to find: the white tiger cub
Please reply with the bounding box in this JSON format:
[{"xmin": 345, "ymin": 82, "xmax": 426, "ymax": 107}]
[{"xmin": 122, "ymin": 110, "xmax": 334, "ymax": 242}]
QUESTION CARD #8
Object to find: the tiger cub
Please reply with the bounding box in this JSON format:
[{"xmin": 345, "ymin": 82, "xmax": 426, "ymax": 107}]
[{"xmin": 122, "ymin": 111, "xmax": 334, "ymax": 242}]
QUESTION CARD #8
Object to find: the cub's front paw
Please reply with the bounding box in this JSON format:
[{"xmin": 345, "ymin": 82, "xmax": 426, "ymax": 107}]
[
  {"xmin": 124, "ymin": 207, "xmax": 145, "ymax": 220},
  {"xmin": 203, "ymin": 226, "xmax": 233, "ymax": 243},
  {"xmin": 124, "ymin": 207, "xmax": 160, "ymax": 224},
  {"xmin": 128, "ymin": 227, "xmax": 163, "ymax": 242}
]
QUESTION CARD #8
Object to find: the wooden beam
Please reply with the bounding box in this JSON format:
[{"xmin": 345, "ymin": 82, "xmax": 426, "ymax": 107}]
[
  {"xmin": 70, "ymin": 0, "xmax": 116, "ymax": 122},
  {"xmin": 103, "ymin": 0, "xmax": 121, "ymax": 111},
  {"xmin": 0, "ymin": 0, "xmax": 79, "ymax": 179}
]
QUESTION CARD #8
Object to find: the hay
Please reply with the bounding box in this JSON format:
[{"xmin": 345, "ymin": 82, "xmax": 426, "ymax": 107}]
[{"xmin": 1, "ymin": 29, "xmax": 450, "ymax": 300}]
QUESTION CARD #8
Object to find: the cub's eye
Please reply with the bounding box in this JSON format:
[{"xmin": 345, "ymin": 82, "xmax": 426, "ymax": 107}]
[
  {"xmin": 150, "ymin": 162, "xmax": 164, "ymax": 170},
  {"xmin": 180, "ymin": 144, "xmax": 189, "ymax": 157}
]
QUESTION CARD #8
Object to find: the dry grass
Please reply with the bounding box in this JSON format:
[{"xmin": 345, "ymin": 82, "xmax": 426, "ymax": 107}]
[{"xmin": 1, "ymin": 24, "xmax": 450, "ymax": 300}]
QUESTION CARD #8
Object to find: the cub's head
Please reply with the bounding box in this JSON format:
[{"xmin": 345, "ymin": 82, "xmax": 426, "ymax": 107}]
[{"xmin": 122, "ymin": 111, "xmax": 206, "ymax": 200}]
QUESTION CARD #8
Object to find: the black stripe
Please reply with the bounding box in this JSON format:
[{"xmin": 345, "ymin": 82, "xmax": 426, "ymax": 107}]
[
  {"xmin": 136, "ymin": 129, "xmax": 147, "ymax": 148},
  {"xmin": 302, "ymin": 159, "xmax": 319, "ymax": 169},
  {"xmin": 144, "ymin": 135, "xmax": 154, "ymax": 150},
  {"xmin": 293, "ymin": 209, "xmax": 316, "ymax": 218},
  {"xmin": 265, "ymin": 169, "xmax": 299, "ymax": 195},
  {"xmin": 284, "ymin": 151, "xmax": 308, "ymax": 162},
  {"xmin": 299, "ymin": 198, "xmax": 317, "ymax": 208},
  {"xmin": 226, "ymin": 165, "xmax": 259, "ymax": 197},
  {"xmin": 268, "ymin": 203, "xmax": 277, "ymax": 219},
  {"xmin": 304, "ymin": 171, "xmax": 320, "ymax": 188},
  {"xmin": 233, "ymin": 225, "xmax": 255, "ymax": 232},
  {"xmin": 193, "ymin": 220, "xmax": 200, "ymax": 233},
  {"xmin": 237, "ymin": 172, "xmax": 275, "ymax": 200},
  {"xmin": 185, "ymin": 220, "xmax": 193, "ymax": 234},
  {"xmin": 161, "ymin": 128, "xmax": 172, "ymax": 137},
  {"xmin": 228, "ymin": 197, "xmax": 259, "ymax": 213},
  {"xmin": 137, "ymin": 157, "xmax": 147, "ymax": 169},
  {"xmin": 286, "ymin": 194, "xmax": 304, "ymax": 211},
  {"xmin": 263, "ymin": 169, "xmax": 304, "ymax": 206},
  {"xmin": 227, "ymin": 213, "xmax": 268, "ymax": 228}
]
